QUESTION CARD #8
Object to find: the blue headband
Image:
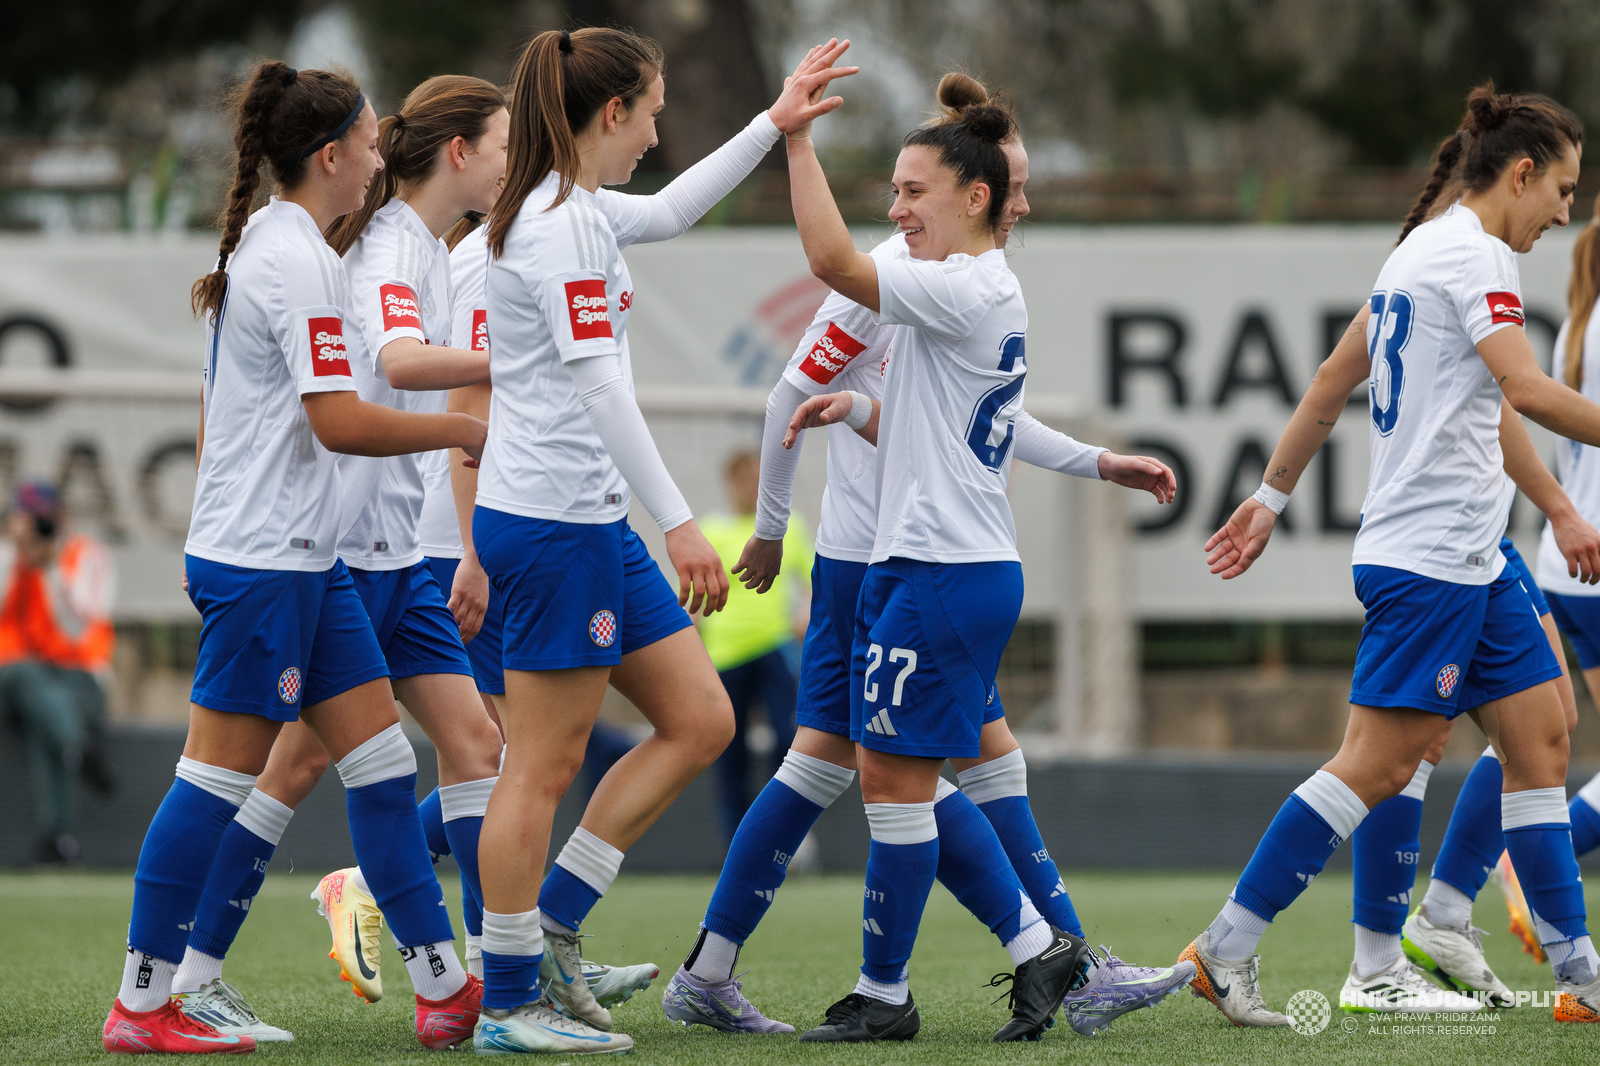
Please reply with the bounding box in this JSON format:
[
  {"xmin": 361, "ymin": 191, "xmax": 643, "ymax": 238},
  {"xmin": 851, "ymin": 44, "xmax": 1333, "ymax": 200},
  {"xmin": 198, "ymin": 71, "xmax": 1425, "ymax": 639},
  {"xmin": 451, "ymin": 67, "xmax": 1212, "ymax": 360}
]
[{"xmin": 290, "ymin": 92, "xmax": 367, "ymax": 162}]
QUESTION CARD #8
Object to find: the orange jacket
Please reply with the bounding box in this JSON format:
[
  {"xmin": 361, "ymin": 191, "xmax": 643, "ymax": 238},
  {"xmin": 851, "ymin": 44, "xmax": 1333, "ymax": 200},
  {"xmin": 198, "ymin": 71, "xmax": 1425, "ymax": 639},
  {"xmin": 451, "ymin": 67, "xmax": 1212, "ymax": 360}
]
[{"xmin": 0, "ymin": 534, "xmax": 116, "ymax": 671}]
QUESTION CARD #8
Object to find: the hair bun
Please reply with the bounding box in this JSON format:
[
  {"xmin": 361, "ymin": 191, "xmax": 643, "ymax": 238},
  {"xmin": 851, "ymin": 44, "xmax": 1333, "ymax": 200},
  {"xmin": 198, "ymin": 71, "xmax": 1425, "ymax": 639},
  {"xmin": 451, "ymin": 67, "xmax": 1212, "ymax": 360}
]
[
  {"xmin": 1465, "ymin": 81, "xmax": 1513, "ymax": 133},
  {"xmin": 960, "ymin": 102, "xmax": 1014, "ymax": 145},
  {"xmin": 937, "ymin": 72, "xmax": 989, "ymax": 114}
]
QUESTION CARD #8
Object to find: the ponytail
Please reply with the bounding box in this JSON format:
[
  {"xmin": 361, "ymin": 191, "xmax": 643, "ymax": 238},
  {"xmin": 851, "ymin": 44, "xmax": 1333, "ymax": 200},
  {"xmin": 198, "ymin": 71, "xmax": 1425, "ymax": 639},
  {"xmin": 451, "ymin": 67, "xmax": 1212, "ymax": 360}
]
[
  {"xmin": 443, "ymin": 211, "xmax": 483, "ymax": 251},
  {"xmin": 326, "ymin": 75, "xmax": 505, "ymax": 256},
  {"xmin": 488, "ymin": 26, "xmax": 663, "ymax": 257},
  {"xmin": 191, "ymin": 61, "xmax": 364, "ymax": 322},
  {"xmin": 1398, "ymin": 80, "xmax": 1583, "ymax": 245},
  {"xmin": 1567, "ymin": 193, "xmax": 1600, "ymax": 392}
]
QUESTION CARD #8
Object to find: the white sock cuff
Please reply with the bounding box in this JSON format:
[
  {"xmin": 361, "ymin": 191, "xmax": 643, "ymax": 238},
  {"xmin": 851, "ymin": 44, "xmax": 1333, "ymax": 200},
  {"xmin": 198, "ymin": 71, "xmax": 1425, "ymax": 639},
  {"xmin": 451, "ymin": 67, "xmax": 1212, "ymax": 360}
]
[
  {"xmin": 956, "ymin": 748, "xmax": 1027, "ymax": 805},
  {"xmin": 439, "ymin": 777, "xmax": 498, "ymax": 821},
  {"xmin": 933, "ymin": 777, "xmax": 959, "ymax": 803},
  {"xmin": 175, "ymin": 757, "xmax": 255, "ymax": 808},
  {"xmin": 1400, "ymin": 760, "xmax": 1435, "ymax": 801},
  {"xmin": 555, "ymin": 827, "xmax": 625, "ymax": 896},
  {"xmin": 1018, "ymin": 892, "xmax": 1042, "ymax": 929},
  {"xmin": 235, "ymin": 788, "xmax": 294, "ymax": 845},
  {"xmin": 865, "ymin": 801, "xmax": 937, "ymax": 845},
  {"xmin": 1503, "ymin": 787, "xmax": 1572, "ymax": 830},
  {"xmin": 1293, "ymin": 770, "xmax": 1369, "ymax": 839},
  {"xmin": 1578, "ymin": 772, "xmax": 1600, "ymax": 815},
  {"xmin": 1481, "ymin": 745, "xmax": 1497, "ymax": 760},
  {"xmin": 481, "ymin": 909, "xmax": 545, "ymax": 957},
  {"xmin": 774, "ymin": 749, "xmax": 856, "ymax": 808},
  {"xmin": 335, "ymin": 724, "xmax": 417, "ymax": 790}
]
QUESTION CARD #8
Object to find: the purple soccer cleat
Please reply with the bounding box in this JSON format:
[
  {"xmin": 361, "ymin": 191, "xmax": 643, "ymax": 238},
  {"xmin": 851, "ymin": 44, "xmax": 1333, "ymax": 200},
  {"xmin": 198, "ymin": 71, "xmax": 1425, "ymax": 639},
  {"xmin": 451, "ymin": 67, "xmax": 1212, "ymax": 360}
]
[
  {"xmin": 661, "ymin": 966, "xmax": 795, "ymax": 1034},
  {"xmin": 1061, "ymin": 947, "xmax": 1197, "ymax": 1036}
]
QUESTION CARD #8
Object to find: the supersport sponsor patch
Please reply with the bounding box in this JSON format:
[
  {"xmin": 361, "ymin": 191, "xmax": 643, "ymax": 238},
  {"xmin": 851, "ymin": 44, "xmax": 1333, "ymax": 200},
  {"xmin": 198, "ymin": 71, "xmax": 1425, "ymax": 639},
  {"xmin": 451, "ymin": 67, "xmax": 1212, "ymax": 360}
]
[
  {"xmin": 565, "ymin": 279, "xmax": 612, "ymax": 340},
  {"xmin": 470, "ymin": 309, "xmax": 489, "ymax": 352},
  {"xmin": 1485, "ymin": 291, "xmax": 1524, "ymax": 327},
  {"xmin": 800, "ymin": 322, "xmax": 868, "ymax": 384},
  {"xmin": 308, "ymin": 317, "xmax": 352, "ymax": 376},
  {"xmin": 380, "ymin": 283, "xmax": 423, "ymax": 332}
]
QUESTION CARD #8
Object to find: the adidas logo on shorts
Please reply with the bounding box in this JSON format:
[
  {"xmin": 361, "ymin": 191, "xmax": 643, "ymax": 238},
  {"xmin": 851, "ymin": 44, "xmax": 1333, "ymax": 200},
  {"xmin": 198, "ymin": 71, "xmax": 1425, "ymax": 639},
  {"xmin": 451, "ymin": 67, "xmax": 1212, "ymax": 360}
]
[{"xmin": 863, "ymin": 709, "xmax": 898, "ymax": 736}]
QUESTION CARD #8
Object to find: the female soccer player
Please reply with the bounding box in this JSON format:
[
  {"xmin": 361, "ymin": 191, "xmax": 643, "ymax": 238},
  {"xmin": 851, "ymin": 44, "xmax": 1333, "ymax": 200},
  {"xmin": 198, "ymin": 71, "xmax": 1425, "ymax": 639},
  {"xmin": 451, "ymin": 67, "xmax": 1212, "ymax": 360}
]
[
  {"xmin": 662, "ymin": 71, "xmax": 1190, "ymax": 1042},
  {"xmin": 103, "ymin": 60, "xmax": 488, "ymax": 1054},
  {"xmin": 468, "ymin": 29, "xmax": 856, "ymax": 1054},
  {"xmin": 1189, "ymin": 82, "xmax": 1600, "ymax": 1026}
]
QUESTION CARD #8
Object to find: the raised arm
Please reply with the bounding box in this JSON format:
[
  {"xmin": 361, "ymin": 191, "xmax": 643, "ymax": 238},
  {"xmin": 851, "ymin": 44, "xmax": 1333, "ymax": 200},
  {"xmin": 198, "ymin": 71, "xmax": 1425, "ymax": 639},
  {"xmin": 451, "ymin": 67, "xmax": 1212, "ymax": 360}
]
[
  {"xmin": 1500, "ymin": 399, "xmax": 1600, "ymax": 583},
  {"xmin": 1206, "ymin": 304, "xmax": 1373, "ymax": 578}
]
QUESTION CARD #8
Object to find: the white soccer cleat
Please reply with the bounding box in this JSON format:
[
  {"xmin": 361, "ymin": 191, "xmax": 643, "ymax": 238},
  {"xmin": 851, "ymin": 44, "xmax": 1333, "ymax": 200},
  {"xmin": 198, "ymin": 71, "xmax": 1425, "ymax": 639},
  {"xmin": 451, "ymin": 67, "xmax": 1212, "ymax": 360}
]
[
  {"xmin": 539, "ymin": 928, "xmax": 612, "ymax": 1030},
  {"xmin": 311, "ymin": 868, "xmax": 385, "ymax": 1004},
  {"xmin": 473, "ymin": 1000, "xmax": 633, "ymax": 1054},
  {"xmin": 1339, "ymin": 956, "xmax": 1484, "ymax": 1013},
  {"xmin": 1401, "ymin": 906, "xmax": 1513, "ymax": 1007},
  {"xmin": 175, "ymin": 979, "xmax": 294, "ymax": 1042},
  {"xmin": 1177, "ymin": 929, "xmax": 1290, "ymax": 1027},
  {"xmin": 583, "ymin": 959, "xmax": 660, "ymax": 1008}
]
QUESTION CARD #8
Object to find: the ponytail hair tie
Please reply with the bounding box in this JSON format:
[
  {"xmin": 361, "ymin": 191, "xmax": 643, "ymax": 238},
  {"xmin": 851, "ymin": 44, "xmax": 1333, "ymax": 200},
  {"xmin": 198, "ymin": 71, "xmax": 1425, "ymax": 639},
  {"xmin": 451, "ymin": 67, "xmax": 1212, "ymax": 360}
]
[
  {"xmin": 393, "ymin": 113, "xmax": 407, "ymax": 129},
  {"xmin": 558, "ymin": 29, "xmax": 573, "ymax": 53},
  {"xmin": 216, "ymin": 251, "xmax": 229, "ymax": 272},
  {"xmin": 284, "ymin": 67, "xmax": 299, "ymax": 85}
]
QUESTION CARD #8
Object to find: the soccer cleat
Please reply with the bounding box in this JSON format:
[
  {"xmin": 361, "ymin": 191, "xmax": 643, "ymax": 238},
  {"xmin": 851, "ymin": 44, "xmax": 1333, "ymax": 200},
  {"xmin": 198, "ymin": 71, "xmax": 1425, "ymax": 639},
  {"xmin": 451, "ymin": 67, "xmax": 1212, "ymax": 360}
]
[
  {"xmin": 1339, "ymin": 956, "xmax": 1484, "ymax": 1013},
  {"xmin": 539, "ymin": 928, "xmax": 612, "ymax": 1030},
  {"xmin": 176, "ymin": 980, "xmax": 293, "ymax": 1042},
  {"xmin": 311, "ymin": 868, "xmax": 385, "ymax": 1004},
  {"xmin": 797, "ymin": 991, "xmax": 920, "ymax": 1043},
  {"xmin": 1178, "ymin": 929, "xmax": 1290, "ymax": 1027},
  {"xmin": 1491, "ymin": 851, "xmax": 1547, "ymax": 963},
  {"xmin": 472, "ymin": 999, "xmax": 633, "ymax": 1054},
  {"xmin": 992, "ymin": 927, "xmax": 1093, "ymax": 1041},
  {"xmin": 416, "ymin": 973, "xmax": 483, "ymax": 1049},
  {"xmin": 1401, "ymin": 905, "xmax": 1514, "ymax": 1007},
  {"xmin": 585, "ymin": 958, "xmax": 660, "ymax": 1009},
  {"xmin": 1060, "ymin": 947, "xmax": 1197, "ymax": 1036},
  {"xmin": 103, "ymin": 999, "xmax": 256, "ymax": 1054},
  {"xmin": 1555, "ymin": 974, "xmax": 1600, "ymax": 1022},
  {"xmin": 660, "ymin": 965, "xmax": 795, "ymax": 1033}
]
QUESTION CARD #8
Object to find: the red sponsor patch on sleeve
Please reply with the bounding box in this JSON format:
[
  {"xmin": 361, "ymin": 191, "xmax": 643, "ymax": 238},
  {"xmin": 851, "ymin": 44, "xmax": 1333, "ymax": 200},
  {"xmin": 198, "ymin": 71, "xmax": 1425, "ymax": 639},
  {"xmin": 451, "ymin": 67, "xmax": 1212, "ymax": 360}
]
[
  {"xmin": 800, "ymin": 322, "xmax": 869, "ymax": 384},
  {"xmin": 379, "ymin": 283, "xmax": 423, "ymax": 333},
  {"xmin": 308, "ymin": 317, "xmax": 352, "ymax": 377},
  {"xmin": 470, "ymin": 309, "xmax": 490, "ymax": 352},
  {"xmin": 1486, "ymin": 291, "xmax": 1525, "ymax": 327},
  {"xmin": 565, "ymin": 279, "xmax": 612, "ymax": 340}
]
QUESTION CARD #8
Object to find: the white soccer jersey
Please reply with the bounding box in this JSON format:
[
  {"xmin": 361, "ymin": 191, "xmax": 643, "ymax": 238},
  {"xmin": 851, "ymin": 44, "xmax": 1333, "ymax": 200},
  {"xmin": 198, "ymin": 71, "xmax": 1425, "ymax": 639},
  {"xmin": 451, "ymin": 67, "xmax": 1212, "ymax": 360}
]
[
  {"xmin": 779, "ymin": 237, "xmax": 904, "ymax": 563},
  {"xmin": 871, "ymin": 246, "xmax": 1028, "ymax": 564},
  {"xmin": 478, "ymin": 174, "xmax": 637, "ymax": 523},
  {"xmin": 1353, "ymin": 204, "xmax": 1525, "ymax": 584},
  {"xmin": 336, "ymin": 199, "xmax": 454, "ymax": 571},
  {"xmin": 1537, "ymin": 306, "xmax": 1600, "ymax": 595},
  {"xmin": 186, "ymin": 198, "xmax": 361, "ymax": 572}
]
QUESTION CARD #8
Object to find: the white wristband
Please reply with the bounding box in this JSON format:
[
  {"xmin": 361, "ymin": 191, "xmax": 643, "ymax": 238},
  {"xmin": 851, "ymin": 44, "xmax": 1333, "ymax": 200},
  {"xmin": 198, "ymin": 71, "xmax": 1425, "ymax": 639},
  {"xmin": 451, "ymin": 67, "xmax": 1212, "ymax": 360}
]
[
  {"xmin": 1252, "ymin": 481, "xmax": 1289, "ymax": 515},
  {"xmin": 843, "ymin": 391, "xmax": 873, "ymax": 431}
]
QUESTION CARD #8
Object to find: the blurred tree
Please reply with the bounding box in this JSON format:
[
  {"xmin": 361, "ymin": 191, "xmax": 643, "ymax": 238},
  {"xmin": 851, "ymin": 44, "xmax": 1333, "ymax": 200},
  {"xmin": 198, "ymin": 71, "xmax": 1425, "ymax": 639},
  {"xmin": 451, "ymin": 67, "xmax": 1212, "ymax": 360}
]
[{"xmin": 1109, "ymin": 0, "xmax": 1301, "ymax": 120}]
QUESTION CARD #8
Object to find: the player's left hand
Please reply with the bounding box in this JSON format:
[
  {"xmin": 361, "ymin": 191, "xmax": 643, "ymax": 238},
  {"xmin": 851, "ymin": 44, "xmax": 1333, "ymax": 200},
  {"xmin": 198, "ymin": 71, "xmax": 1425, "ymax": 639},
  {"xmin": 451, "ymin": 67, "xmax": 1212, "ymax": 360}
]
[
  {"xmin": 733, "ymin": 535, "xmax": 785, "ymax": 594},
  {"xmin": 449, "ymin": 551, "xmax": 490, "ymax": 640},
  {"xmin": 665, "ymin": 519, "xmax": 730, "ymax": 616},
  {"xmin": 1551, "ymin": 509, "xmax": 1600, "ymax": 584},
  {"xmin": 1098, "ymin": 452, "xmax": 1177, "ymax": 504},
  {"xmin": 768, "ymin": 39, "xmax": 858, "ymax": 138},
  {"xmin": 785, "ymin": 392, "xmax": 853, "ymax": 447},
  {"xmin": 1205, "ymin": 497, "xmax": 1277, "ymax": 579}
]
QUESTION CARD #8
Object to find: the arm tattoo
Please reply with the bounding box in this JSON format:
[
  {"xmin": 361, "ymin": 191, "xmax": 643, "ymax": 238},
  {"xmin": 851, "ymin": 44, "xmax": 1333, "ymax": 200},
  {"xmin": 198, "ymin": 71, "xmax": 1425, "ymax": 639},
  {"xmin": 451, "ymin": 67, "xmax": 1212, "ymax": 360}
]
[{"xmin": 1266, "ymin": 465, "xmax": 1288, "ymax": 486}]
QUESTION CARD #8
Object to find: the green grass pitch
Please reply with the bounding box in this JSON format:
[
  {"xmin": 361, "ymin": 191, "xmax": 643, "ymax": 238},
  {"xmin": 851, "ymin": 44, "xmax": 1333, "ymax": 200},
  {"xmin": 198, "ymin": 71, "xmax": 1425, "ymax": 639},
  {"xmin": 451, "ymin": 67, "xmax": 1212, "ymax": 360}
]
[{"xmin": 4, "ymin": 868, "xmax": 1595, "ymax": 1064}]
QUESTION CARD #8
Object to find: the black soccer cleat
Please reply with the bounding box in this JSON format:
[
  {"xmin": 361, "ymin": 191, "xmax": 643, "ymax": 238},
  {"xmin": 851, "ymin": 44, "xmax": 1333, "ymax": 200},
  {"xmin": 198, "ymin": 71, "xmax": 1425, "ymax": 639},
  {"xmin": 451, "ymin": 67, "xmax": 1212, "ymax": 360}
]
[
  {"xmin": 797, "ymin": 991, "xmax": 920, "ymax": 1043},
  {"xmin": 991, "ymin": 927, "xmax": 1093, "ymax": 1042}
]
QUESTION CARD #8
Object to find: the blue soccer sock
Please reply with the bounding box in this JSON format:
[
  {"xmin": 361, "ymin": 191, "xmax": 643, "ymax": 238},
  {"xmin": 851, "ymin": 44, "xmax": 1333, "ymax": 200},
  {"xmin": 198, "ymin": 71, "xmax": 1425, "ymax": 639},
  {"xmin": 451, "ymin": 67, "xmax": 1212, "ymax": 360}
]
[
  {"xmin": 440, "ymin": 777, "xmax": 495, "ymax": 934},
  {"xmin": 336, "ymin": 726, "xmax": 454, "ymax": 949},
  {"xmin": 481, "ymin": 908, "xmax": 544, "ymax": 1012},
  {"xmin": 1571, "ymin": 774, "xmax": 1600, "ymax": 858},
  {"xmin": 1350, "ymin": 761, "xmax": 1430, "ymax": 976},
  {"xmin": 958, "ymin": 750, "xmax": 1084, "ymax": 938},
  {"xmin": 418, "ymin": 785, "xmax": 481, "ymax": 962},
  {"xmin": 861, "ymin": 802, "xmax": 939, "ymax": 986},
  {"xmin": 1211, "ymin": 770, "xmax": 1368, "ymax": 960},
  {"xmin": 932, "ymin": 780, "xmax": 1026, "ymax": 941},
  {"xmin": 122, "ymin": 759, "xmax": 255, "ymax": 1010},
  {"xmin": 418, "ymin": 787, "xmax": 450, "ymax": 862},
  {"xmin": 539, "ymin": 827, "xmax": 623, "ymax": 933},
  {"xmin": 174, "ymin": 788, "xmax": 295, "ymax": 993},
  {"xmin": 1428, "ymin": 747, "xmax": 1504, "ymax": 911},
  {"xmin": 694, "ymin": 751, "xmax": 855, "ymax": 981},
  {"xmin": 1503, "ymin": 787, "xmax": 1597, "ymax": 982}
]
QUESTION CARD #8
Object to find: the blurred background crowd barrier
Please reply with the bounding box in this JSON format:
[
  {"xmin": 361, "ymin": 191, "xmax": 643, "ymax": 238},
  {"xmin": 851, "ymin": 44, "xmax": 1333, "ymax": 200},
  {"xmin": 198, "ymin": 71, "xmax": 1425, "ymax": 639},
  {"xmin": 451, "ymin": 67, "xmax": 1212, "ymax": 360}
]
[{"xmin": 5, "ymin": 0, "xmax": 1600, "ymax": 866}]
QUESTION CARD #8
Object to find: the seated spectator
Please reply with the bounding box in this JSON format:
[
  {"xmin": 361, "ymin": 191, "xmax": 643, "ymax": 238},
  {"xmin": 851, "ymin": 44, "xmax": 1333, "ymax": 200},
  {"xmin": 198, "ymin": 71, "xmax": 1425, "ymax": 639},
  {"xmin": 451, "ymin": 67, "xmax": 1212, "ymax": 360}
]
[
  {"xmin": 0, "ymin": 481, "xmax": 116, "ymax": 864},
  {"xmin": 698, "ymin": 452, "xmax": 812, "ymax": 842}
]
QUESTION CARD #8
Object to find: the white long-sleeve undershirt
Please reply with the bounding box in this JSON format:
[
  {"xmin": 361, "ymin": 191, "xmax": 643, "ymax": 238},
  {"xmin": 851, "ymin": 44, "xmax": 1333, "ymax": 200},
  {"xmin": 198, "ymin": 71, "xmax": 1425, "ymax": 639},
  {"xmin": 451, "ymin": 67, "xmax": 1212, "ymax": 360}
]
[
  {"xmin": 754, "ymin": 379, "xmax": 811, "ymax": 541},
  {"xmin": 619, "ymin": 112, "xmax": 780, "ymax": 245},
  {"xmin": 567, "ymin": 354, "xmax": 693, "ymax": 533},
  {"xmin": 1012, "ymin": 412, "xmax": 1105, "ymax": 479}
]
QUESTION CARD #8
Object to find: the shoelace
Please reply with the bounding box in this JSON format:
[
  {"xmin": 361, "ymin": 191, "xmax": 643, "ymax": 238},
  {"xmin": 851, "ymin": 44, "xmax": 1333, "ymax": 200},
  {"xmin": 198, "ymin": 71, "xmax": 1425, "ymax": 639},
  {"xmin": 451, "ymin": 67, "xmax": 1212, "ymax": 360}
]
[
  {"xmin": 985, "ymin": 971, "xmax": 1020, "ymax": 1010},
  {"xmin": 821, "ymin": 993, "xmax": 871, "ymax": 1024},
  {"xmin": 212, "ymin": 981, "xmax": 262, "ymax": 1024},
  {"xmin": 165, "ymin": 1001, "xmax": 228, "ymax": 1036}
]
